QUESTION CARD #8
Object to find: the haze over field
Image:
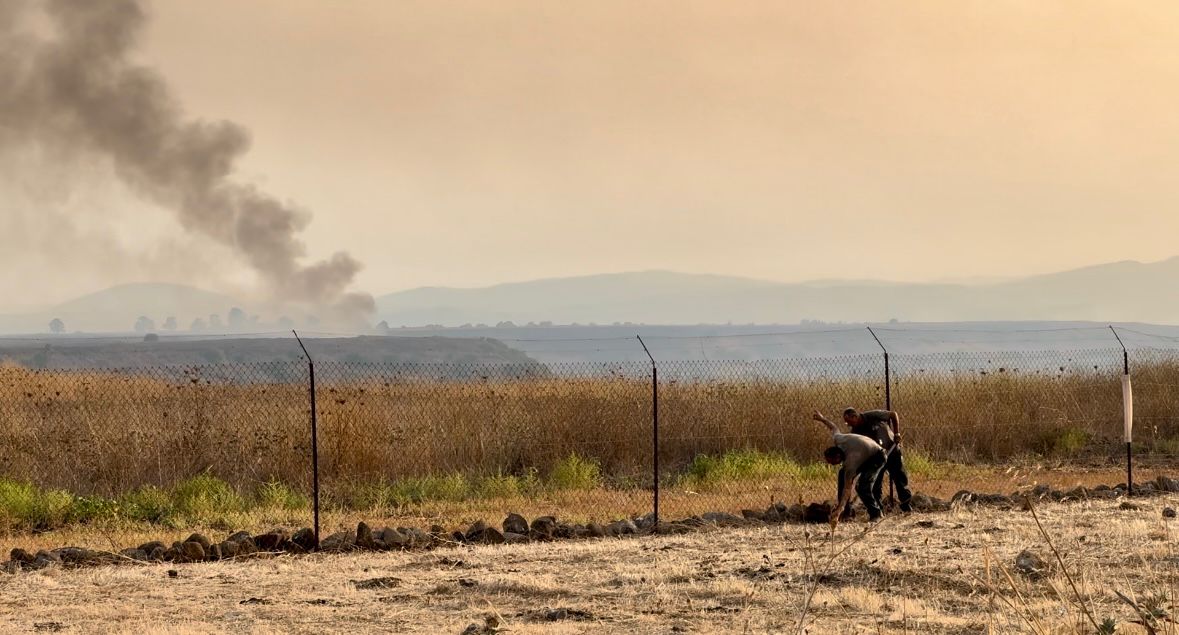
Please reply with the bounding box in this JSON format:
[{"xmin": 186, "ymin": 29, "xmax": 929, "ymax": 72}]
[{"xmin": 2, "ymin": 1, "xmax": 1177, "ymax": 328}]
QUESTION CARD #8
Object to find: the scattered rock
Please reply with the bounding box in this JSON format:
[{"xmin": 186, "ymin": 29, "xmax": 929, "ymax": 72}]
[
  {"xmin": 381, "ymin": 527, "xmax": 409, "ymax": 549},
  {"xmin": 701, "ymin": 512, "xmax": 745, "ymax": 527},
  {"xmin": 180, "ymin": 541, "xmax": 205, "ymax": 562},
  {"xmin": 1119, "ymin": 501, "xmax": 1143, "ymax": 511},
  {"xmin": 356, "ymin": 522, "xmax": 376, "ymax": 549},
  {"xmin": 10, "ymin": 548, "xmax": 33, "ymax": 565},
  {"xmin": 458, "ymin": 577, "xmax": 479, "ymax": 588},
  {"xmin": 254, "ymin": 530, "xmax": 289, "ymax": 551},
  {"xmin": 586, "ymin": 522, "xmax": 607, "ymax": 538},
  {"xmin": 138, "ymin": 541, "xmax": 166, "ymax": 554},
  {"xmin": 951, "ymin": 490, "xmax": 975, "ymax": 505},
  {"xmin": 763, "ymin": 502, "xmax": 787, "ymax": 523},
  {"xmin": 218, "ymin": 540, "xmax": 240, "ymax": 559},
  {"xmin": 52, "ymin": 547, "xmax": 100, "ymax": 566},
  {"xmin": 319, "ymin": 531, "xmax": 356, "ymax": 553},
  {"xmin": 119, "ymin": 548, "xmax": 149, "ymax": 562},
  {"xmin": 184, "ymin": 533, "xmax": 212, "ymax": 550},
  {"xmin": 503, "ymin": 531, "xmax": 529, "ymax": 544},
  {"xmin": 401, "ymin": 527, "xmax": 431, "ymax": 547},
  {"xmin": 530, "ymin": 516, "xmax": 558, "ymax": 540},
  {"xmin": 915, "ymin": 520, "xmax": 935, "ymax": 528},
  {"xmin": 503, "ymin": 513, "xmax": 529, "ymax": 535},
  {"xmin": 291, "ymin": 527, "xmax": 317, "ymax": 552},
  {"xmin": 472, "ymin": 526, "xmax": 506, "ymax": 545},
  {"xmin": 352, "ymin": 576, "xmax": 402, "ymax": 590},
  {"xmin": 519, "ymin": 606, "xmax": 594, "ymax": 622},
  {"xmin": 634, "ymin": 513, "xmax": 657, "ymax": 531},
  {"xmin": 741, "ymin": 509, "xmax": 765, "ymax": 522},
  {"xmin": 465, "ymin": 520, "xmax": 491, "ymax": 542},
  {"xmin": 239, "ymin": 597, "xmax": 272, "ymax": 605},
  {"xmin": 1156, "ymin": 476, "xmax": 1179, "ymax": 492},
  {"xmin": 1016, "ymin": 549, "xmax": 1050, "ymax": 579},
  {"xmin": 606, "ymin": 519, "xmax": 638, "ymax": 536},
  {"xmin": 33, "ymin": 622, "xmax": 65, "ymax": 632},
  {"xmin": 206, "ymin": 543, "xmax": 223, "ymax": 561},
  {"xmin": 802, "ymin": 502, "xmax": 832, "ymax": 523}
]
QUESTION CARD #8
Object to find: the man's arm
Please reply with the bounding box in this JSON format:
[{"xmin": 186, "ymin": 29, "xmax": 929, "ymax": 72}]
[
  {"xmin": 889, "ymin": 411, "xmax": 901, "ymax": 443},
  {"xmin": 812, "ymin": 411, "xmax": 838, "ymax": 435},
  {"xmin": 829, "ymin": 470, "xmax": 857, "ymax": 527}
]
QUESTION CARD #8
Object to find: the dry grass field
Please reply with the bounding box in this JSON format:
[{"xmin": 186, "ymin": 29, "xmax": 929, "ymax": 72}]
[
  {"xmin": 3, "ymin": 356, "xmax": 1177, "ymax": 495},
  {"xmin": 2, "ymin": 358, "xmax": 1178, "ymax": 538},
  {"xmin": 3, "ymin": 496, "xmax": 1178, "ymax": 634}
]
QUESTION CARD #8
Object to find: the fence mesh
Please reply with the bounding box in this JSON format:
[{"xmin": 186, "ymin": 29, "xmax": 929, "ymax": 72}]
[
  {"xmin": 1, "ymin": 341, "xmax": 1177, "ymax": 535},
  {"xmin": 0, "ymin": 363, "xmax": 309, "ymax": 496}
]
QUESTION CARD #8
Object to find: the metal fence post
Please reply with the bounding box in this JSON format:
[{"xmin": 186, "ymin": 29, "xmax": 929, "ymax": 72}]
[
  {"xmin": 1110, "ymin": 325, "xmax": 1132, "ymax": 495},
  {"xmin": 637, "ymin": 336, "xmax": 658, "ymax": 531},
  {"xmin": 293, "ymin": 331, "xmax": 321, "ymax": 547},
  {"xmin": 866, "ymin": 326, "xmax": 893, "ymax": 504}
]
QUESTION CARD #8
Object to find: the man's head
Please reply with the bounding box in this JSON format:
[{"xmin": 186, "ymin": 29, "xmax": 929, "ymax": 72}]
[
  {"xmin": 842, "ymin": 407, "xmax": 862, "ymax": 426},
  {"xmin": 823, "ymin": 446, "xmax": 845, "ymax": 465}
]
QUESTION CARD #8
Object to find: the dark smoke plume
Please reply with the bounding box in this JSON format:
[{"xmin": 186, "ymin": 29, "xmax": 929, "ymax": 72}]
[{"xmin": 0, "ymin": 0, "xmax": 374, "ymax": 324}]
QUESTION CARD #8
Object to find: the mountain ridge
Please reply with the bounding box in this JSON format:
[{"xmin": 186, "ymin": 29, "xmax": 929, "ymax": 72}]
[{"xmin": 3, "ymin": 257, "xmax": 1177, "ymax": 333}]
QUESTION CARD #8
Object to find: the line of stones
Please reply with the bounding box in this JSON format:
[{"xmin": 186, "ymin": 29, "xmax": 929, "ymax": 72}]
[{"xmin": 6, "ymin": 475, "xmax": 1177, "ymax": 573}]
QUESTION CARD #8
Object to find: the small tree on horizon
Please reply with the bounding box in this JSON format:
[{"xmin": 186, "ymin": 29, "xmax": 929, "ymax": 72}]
[
  {"xmin": 227, "ymin": 307, "xmax": 247, "ymax": 331},
  {"xmin": 133, "ymin": 316, "xmax": 155, "ymax": 333},
  {"xmin": 163, "ymin": 316, "xmax": 178, "ymax": 331},
  {"xmin": 48, "ymin": 318, "xmax": 65, "ymax": 334}
]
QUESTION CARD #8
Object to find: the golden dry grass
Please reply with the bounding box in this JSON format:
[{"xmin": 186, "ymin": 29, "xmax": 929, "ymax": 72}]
[
  {"xmin": 4, "ymin": 358, "xmax": 1177, "ymax": 495},
  {"xmin": 2, "ymin": 496, "xmax": 1178, "ymax": 634}
]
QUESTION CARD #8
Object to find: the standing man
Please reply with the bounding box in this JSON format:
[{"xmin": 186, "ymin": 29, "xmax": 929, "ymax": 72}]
[
  {"xmin": 811, "ymin": 411, "xmax": 887, "ymax": 525},
  {"xmin": 842, "ymin": 408, "xmax": 913, "ymax": 513}
]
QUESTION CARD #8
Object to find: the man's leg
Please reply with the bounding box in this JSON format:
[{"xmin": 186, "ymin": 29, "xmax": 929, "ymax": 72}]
[
  {"xmin": 855, "ymin": 453, "xmax": 886, "ymax": 520},
  {"xmin": 889, "ymin": 447, "xmax": 914, "ymax": 511}
]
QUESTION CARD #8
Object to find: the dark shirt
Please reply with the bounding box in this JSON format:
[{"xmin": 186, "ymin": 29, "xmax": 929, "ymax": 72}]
[{"xmin": 851, "ymin": 409, "xmax": 895, "ymax": 450}]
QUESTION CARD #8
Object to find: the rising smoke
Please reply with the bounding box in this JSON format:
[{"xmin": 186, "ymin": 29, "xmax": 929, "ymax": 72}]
[{"xmin": 0, "ymin": 0, "xmax": 374, "ymax": 326}]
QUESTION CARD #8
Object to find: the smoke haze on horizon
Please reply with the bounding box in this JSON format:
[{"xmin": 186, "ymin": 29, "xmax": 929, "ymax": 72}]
[{"xmin": 2, "ymin": 1, "xmax": 1179, "ymax": 309}]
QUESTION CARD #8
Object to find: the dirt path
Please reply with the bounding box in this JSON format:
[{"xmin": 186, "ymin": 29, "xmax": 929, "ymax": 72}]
[{"xmin": 3, "ymin": 496, "xmax": 1177, "ymax": 634}]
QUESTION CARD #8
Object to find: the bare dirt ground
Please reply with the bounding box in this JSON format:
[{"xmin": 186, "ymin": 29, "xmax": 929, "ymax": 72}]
[{"xmin": 3, "ymin": 495, "xmax": 1178, "ymax": 634}]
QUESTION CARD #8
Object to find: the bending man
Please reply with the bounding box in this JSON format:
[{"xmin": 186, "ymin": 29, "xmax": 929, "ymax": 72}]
[
  {"xmin": 842, "ymin": 408, "xmax": 913, "ymax": 513},
  {"xmin": 812, "ymin": 410, "xmax": 887, "ymax": 525}
]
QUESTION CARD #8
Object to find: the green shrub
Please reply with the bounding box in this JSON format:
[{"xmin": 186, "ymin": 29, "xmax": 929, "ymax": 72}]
[
  {"xmin": 679, "ymin": 448, "xmax": 828, "ymax": 489},
  {"xmin": 392, "ymin": 473, "xmax": 472, "ymax": 503},
  {"xmin": 1035, "ymin": 427, "xmax": 1092, "ymax": 456},
  {"xmin": 477, "ymin": 469, "xmax": 540, "ymax": 499},
  {"xmin": 171, "ymin": 474, "xmax": 244, "ymax": 520},
  {"xmin": 547, "ymin": 454, "xmax": 602, "ymax": 491},
  {"xmin": 0, "ymin": 479, "xmax": 76, "ymax": 530},
  {"xmin": 900, "ymin": 450, "xmax": 946, "ymax": 479},
  {"xmin": 254, "ymin": 480, "xmax": 309, "ymax": 511},
  {"xmin": 0, "ymin": 479, "xmax": 38, "ymax": 529},
  {"xmin": 342, "ymin": 480, "xmax": 398, "ymax": 510},
  {"xmin": 69, "ymin": 495, "xmax": 121, "ymax": 524},
  {"xmin": 120, "ymin": 486, "xmax": 175, "ymax": 524}
]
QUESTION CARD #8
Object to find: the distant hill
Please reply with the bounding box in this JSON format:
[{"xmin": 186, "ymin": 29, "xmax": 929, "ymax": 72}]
[
  {"xmin": 4, "ymin": 257, "xmax": 1178, "ymax": 335},
  {"xmin": 375, "ymin": 258, "xmax": 1179, "ymax": 326},
  {"xmin": 0, "ymin": 283, "xmax": 248, "ymax": 334}
]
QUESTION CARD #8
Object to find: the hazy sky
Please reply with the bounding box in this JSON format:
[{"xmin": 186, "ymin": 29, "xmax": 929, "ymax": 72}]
[{"xmin": 3, "ymin": 0, "xmax": 1179, "ymax": 308}]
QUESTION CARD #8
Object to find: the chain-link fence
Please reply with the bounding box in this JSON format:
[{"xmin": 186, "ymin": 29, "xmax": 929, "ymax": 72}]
[{"xmin": 2, "ymin": 333, "xmax": 1178, "ymax": 539}]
